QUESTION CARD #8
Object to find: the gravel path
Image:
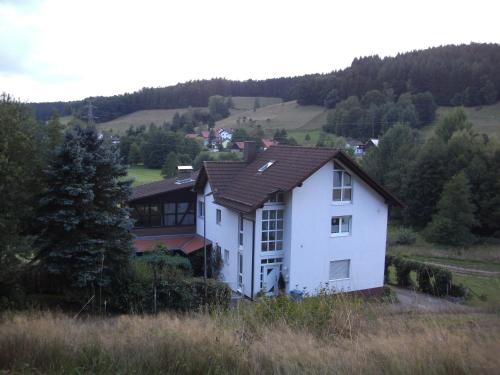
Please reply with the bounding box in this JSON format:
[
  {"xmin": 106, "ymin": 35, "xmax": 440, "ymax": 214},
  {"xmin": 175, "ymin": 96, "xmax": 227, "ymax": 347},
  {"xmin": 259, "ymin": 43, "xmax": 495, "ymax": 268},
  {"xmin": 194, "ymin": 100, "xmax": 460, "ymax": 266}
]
[
  {"xmin": 421, "ymin": 261, "xmax": 500, "ymax": 277},
  {"xmin": 391, "ymin": 286, "xmax": 472, "ymax": 313}
]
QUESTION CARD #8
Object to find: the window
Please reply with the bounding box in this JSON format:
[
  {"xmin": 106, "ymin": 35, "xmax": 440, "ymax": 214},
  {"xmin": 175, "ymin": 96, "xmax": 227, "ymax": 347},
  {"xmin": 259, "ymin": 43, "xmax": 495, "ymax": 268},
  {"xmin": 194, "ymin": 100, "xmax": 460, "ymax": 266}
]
[
  {"xmin": 198, "ymin": 201, "xmax": 204, "ymax": 217},
  {"xmin": 268, "ymin": 192, "xmax": 284, "ymax": 203},
  {"xmin": 163, "ymin": 202, "xmax": 195, "ymax": 227},
  {"xmin": 329, "ymin": 260, "xmax": 350, "ymax": 280},
  {"xmin": 331, "ymin": 216, "xmax": 352, "ymax": 236},
  {"xmin": 131, "ymin": 204, "xmax": 161, "ymax": 227},
  {"xmin": 333, "ymin": 162, "xmax": 352, "ymax": 203},
  {"xmin": 238, "ymin": 252, "xmax": 243, "ymax": 289},
  {"xmin": 216, "ymin": 209, "xmax": 222, "ymax": 224},
  {"xmin": 224, "ymin": 249, "xmax": 230, "ymax": 264},
  {"xmin": 261, "ymin": 209, "xmax": 284, "ymax": 252},
  {"xmin": 258, "ymin": 160, "xmax": 275, "ymax": 173},
  {"xmin": 239, "ymin": 215, "xmax": 244, "ymax": 247}
]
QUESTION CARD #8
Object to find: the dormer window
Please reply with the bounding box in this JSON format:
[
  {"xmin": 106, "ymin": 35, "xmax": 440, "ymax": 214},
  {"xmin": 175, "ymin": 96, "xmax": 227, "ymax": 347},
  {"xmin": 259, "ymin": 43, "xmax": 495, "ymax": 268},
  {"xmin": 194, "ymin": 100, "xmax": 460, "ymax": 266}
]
[
  {"xmin": 268, "ymin": 192, "xmax": 284, "ymax": 203},
  {"xmin": 333, "ymin": 162, "xmax": 352, "ymax": 203}
]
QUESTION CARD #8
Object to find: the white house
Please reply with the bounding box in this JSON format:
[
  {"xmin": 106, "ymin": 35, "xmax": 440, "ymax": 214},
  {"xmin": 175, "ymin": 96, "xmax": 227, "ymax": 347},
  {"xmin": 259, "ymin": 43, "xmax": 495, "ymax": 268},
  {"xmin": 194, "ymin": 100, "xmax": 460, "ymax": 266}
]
[{"xmin": 194, "ymin": 142, "xmax": 402, "ymax": 298}]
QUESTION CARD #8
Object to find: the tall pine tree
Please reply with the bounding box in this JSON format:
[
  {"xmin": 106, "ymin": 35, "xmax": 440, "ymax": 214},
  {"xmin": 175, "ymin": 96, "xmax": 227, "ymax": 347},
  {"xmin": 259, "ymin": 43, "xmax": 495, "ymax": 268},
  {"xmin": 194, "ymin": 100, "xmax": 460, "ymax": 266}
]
[
  {"xmin": 36, "ymin": 124, "xmax": 133, "ymax": 298},
  {"xmin": 424, "ymin": 172, "xmax": 476, "ymax": 246}
]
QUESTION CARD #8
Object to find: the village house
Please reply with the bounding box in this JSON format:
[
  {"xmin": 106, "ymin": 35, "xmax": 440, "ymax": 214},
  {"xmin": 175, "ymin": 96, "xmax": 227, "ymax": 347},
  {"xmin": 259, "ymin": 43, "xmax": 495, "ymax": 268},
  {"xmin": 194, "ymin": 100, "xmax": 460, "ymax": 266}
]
[{"xmin": 129, "ymin": 142, "xmax": 402, "ymax": 297}]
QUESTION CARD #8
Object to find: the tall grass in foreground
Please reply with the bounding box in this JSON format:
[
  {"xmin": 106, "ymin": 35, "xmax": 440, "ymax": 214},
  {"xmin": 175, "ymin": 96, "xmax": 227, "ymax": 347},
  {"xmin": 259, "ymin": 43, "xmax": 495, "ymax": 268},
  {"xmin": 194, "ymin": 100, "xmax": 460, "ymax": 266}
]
[{"xmin": 1, "ymin": 296, "xmax": 499, "ymax": 374}]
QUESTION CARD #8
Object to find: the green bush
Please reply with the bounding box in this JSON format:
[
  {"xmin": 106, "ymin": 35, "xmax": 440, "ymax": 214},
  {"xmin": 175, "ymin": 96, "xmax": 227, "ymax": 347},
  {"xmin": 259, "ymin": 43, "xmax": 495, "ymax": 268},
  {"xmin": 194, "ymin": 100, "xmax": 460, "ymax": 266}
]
[
  {"xmin": 117, "ymin": 277, "xmax": 231, "ymax": 313},
  {"xmin": 388, "ymin": 227, "xmax": 417, "ymax": 245},
  {"xmin": 385, "ymin": 255, "xmax": 455, "ymax": 297}
]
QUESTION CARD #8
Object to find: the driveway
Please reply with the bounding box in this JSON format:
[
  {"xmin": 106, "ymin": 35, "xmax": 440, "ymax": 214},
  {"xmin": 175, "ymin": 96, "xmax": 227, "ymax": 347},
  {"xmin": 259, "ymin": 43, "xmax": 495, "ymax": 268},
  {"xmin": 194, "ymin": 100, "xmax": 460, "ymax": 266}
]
[{"xmin": 390, "ymin": 286, "xmax": 472, "ymax": 313}]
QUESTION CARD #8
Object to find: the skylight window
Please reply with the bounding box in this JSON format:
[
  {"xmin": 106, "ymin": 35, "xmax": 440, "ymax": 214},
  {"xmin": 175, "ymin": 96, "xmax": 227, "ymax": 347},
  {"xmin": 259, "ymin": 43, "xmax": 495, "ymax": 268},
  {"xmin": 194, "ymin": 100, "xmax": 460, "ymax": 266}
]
[{"xmin": 258, "ymin": 160, "xmax": 275, "ymax": 173}]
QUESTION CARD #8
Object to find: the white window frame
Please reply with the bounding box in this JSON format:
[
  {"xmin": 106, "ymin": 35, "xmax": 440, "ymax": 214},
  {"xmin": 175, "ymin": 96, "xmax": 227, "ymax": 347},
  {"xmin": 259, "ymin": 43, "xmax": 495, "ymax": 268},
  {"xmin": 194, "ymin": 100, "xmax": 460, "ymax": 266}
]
[
  {"xmin": 332, "ymin": 162, "xmax": 353, "ymax": 204},
  {"xmin": 329, "ymin": 259, "xmax": 351, "ymax": 281},
  {"xmin": 216, "ymin": 208, "xmax": 221, "ymax": 225},
  {"xmin": 198, "ymin": 200, "xmax": 204, "ymax": 217},
  {"xmin": 331, "ymin": 216, "xmax": 352, "ymax": 237},
  {"xmin": 238, "ymin": 215, "xmax": 244, "ymax": 249},
  {"xmin": 237, "ymin": 251, "xmax": 243, "ymax": 290},
  {"xmin": 261, "ymin": 209, "xmax": 284, "ymax": 253}
]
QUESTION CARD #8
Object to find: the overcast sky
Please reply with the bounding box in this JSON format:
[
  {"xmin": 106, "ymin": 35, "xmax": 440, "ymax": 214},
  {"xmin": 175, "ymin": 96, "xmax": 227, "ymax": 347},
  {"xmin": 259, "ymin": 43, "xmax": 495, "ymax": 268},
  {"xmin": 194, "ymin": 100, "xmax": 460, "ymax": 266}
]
[{"xmin": 1, "ymin": 0, "xmax": 498, "ymax": 102}]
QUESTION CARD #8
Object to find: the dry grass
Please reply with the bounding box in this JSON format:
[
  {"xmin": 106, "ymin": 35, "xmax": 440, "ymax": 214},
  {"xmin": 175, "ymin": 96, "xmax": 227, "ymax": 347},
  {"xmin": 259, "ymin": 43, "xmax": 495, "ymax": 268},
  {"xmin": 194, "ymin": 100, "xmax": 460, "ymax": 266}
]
[{"xmin": 1, "ymin": 300, "xmax": 499, "ymax": 374}]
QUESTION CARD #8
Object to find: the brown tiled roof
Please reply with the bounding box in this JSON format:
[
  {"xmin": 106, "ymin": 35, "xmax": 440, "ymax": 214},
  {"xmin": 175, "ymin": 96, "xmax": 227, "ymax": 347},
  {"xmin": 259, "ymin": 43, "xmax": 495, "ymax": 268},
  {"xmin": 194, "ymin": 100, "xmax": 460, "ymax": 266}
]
[
  {"xmin": 195, "ymin": 145, "xmax": 403, "ymax": 212},
  {"xmin": 130, "ymin": 172, "xmax": 198, "ymax": 202}
]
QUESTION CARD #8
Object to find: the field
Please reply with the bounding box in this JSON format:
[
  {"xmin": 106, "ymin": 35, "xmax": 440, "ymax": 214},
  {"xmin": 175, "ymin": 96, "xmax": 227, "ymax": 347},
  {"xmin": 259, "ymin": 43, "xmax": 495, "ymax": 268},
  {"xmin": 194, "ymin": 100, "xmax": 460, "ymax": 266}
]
[
  {"xmin": 422, "ymin": 102, "xmax": 500, "ymax": 140},
  {"xmin": 97, "ymin": 108, "xmax": 205, "ymax": 134},
  {"xmin": 215, "ymin": 100, "xmax": 328, "ymax": 135},
  {"xmin": 1, "ymin": 299, "xmax": 500, "ymax": 374},
  {"xmin": 127, "ymin": 166, "xmax": 162, "ymax": 186}
]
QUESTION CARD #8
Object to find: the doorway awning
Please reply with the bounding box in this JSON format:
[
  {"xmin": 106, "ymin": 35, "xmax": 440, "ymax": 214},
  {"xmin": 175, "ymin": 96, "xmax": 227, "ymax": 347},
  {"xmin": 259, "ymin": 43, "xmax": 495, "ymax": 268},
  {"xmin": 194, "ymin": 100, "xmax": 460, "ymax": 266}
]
[{"xmin": 133, "ymin": 234, "xmax": 210, "ymax": 255}]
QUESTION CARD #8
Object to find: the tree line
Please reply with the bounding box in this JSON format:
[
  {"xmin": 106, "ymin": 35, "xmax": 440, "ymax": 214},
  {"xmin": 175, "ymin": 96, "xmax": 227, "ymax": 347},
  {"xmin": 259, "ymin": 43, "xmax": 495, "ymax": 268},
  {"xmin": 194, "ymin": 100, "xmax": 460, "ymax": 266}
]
[
  {"xmin": 363, "ymin": 108, "xmax": 500, "ymax": 246},
  {"xmin": 31, "ymin": 43, "xmax": 500, "ymax": 123}
]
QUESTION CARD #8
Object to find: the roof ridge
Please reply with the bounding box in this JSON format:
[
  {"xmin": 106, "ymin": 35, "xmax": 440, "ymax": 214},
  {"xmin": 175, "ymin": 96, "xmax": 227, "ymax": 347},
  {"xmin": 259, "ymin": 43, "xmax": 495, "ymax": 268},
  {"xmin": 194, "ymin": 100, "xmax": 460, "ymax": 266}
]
[{"xmin": 271, "ymin": 145, "xmax": 340, "ymax": 151}]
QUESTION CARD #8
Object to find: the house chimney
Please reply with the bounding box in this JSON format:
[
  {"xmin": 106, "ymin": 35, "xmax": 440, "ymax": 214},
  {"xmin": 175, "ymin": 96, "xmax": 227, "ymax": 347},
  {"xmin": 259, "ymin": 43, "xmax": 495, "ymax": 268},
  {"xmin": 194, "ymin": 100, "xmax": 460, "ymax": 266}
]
[
  {"xmin": 176, "ymin": 165, "xmax": 193, "ymax": 184},
  {"xmin": 243, "ymin": 141, "xmax": 257, "ymax": 163}
]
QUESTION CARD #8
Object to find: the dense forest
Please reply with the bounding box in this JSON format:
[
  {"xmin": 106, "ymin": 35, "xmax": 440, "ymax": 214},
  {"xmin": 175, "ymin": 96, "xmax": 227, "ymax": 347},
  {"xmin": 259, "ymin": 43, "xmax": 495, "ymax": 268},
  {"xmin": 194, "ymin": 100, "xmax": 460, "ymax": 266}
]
[{"xmin": 32, "ymin": 43, "xmax": 500, "ymax": 123}]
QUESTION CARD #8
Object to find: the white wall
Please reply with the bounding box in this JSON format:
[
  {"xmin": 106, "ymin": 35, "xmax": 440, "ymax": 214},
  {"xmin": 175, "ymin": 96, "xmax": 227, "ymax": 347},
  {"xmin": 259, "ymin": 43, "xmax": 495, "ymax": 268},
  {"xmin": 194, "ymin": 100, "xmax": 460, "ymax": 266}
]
[
  {"xmin": 196, "ymin": 183, "xmax": 254, "ymax": 297},
  {"xmin": 288, "ymin": 160, "xmax": 388, "ymax": 294}
]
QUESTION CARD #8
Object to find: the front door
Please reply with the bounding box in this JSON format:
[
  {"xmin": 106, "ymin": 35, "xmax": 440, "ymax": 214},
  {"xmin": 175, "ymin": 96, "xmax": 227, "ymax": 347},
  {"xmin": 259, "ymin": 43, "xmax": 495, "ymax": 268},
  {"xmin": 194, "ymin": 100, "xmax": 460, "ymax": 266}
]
[{"xmin": 263, "ymin": 265, "xmax": 279, "ymax": 296}]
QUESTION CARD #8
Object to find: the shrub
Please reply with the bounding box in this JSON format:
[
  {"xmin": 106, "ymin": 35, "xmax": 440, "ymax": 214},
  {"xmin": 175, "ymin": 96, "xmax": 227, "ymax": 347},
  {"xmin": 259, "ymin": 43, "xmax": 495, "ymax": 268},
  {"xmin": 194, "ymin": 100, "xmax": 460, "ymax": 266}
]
[
  {"xmin": 388, "ymin": 226, "xmax": 417, "ymax": 245},
  {"xmin": 387, "ymin": 255, "xmax": 456, "ymax": 297},
  {"xmin": 118, "ymin": 277, "xmax": 231, "ymax": 313}
]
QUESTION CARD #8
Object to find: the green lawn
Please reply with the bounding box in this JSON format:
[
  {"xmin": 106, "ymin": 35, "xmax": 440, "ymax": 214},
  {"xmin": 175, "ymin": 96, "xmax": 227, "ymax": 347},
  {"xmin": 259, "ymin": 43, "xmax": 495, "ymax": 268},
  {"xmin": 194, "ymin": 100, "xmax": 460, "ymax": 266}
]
[
  {"xmin": 453, "ymin": 274, "xmax": 500, "ymax": 309},
  {"xmin": 127, "ymin": 166, "xmax": 162, "ymax": 186}
]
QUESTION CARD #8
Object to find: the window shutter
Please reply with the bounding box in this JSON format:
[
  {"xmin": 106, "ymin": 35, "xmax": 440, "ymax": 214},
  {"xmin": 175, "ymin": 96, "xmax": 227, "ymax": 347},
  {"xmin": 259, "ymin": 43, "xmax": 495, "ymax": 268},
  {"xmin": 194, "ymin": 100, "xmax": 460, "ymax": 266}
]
[{"xmin": 329, "ymin": 260, "xmax": 350, "ymax": 280}]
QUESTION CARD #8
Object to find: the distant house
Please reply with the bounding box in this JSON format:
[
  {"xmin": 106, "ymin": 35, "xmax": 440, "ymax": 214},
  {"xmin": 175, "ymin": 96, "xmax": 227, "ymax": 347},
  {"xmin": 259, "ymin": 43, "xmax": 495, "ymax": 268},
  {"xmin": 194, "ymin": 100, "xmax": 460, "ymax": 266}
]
[
  {"xmin": 231, "ymin": 141, "xmax": 245, "ymax": 152},
  {"xmin": 261, "ymin": 138, "xmax": 278, "ymax": 150},
  {"xmin": 355, "ymin": 139, "xmax": 379, "ymax": 157},
  {"xmin": 194, "ymin": 142, "xmax": 403, "ymax": 298},
  {"xmin": 216, "ymin": 128, "xmax": 233, "ymax": 141}
]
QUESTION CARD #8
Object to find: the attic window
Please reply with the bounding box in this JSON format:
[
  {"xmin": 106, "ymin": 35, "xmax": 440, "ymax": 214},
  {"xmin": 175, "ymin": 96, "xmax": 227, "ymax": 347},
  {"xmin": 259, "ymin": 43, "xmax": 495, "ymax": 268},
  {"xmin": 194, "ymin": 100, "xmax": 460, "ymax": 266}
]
[{"xmin": 258, "ymin": 160, "xmax": 275, "ymax": 173}]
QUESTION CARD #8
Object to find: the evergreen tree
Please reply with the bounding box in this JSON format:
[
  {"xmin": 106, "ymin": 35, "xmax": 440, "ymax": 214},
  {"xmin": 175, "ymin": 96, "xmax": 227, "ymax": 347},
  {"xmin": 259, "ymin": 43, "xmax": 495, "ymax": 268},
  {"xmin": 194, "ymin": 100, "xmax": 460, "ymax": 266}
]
[
  {"xmin": 47, "ymin": 112, "xmax": 65, "ymax": 151},
  {"xmin": 128, "ymin": 142, "xmax": 141, "ymax": 165},
  {"xmin": 424, "ymin": 172, "xmax": 476, "ymax": 246},
  {"xmin": 161, "ymin": 152, "xmax": 179, "ymax": 178},
  {"xmin": 36, "ymin": 124, "xmax": 133, "ymax": 297},
  {"xmin": 0, "ymin": 94, "xmax": 45, "ymax": 287}
]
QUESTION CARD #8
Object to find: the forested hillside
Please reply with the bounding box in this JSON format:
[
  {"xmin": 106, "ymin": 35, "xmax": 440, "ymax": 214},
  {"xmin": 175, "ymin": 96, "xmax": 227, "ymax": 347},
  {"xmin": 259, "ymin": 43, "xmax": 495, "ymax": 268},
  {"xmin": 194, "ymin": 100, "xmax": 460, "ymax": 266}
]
[{"xmin": 32, "ymin": 43, "xmax": 500, "ymax": 124}]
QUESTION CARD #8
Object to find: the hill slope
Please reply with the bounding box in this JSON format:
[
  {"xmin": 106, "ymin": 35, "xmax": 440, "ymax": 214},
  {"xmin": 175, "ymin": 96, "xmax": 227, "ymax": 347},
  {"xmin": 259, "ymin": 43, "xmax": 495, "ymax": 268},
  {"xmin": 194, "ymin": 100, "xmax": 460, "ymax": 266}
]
[
  {"xmin": 216, "ymin": 100, "xmax": 328, "ymax": 133},
  {"xmin": 422, "ymin": 102, "xmax": 500, "ymax": 139}
]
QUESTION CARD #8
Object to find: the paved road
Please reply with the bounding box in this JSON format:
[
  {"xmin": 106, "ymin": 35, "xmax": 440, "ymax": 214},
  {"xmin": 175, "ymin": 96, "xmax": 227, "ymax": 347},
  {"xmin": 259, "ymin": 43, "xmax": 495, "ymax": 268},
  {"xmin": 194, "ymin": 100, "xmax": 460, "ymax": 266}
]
[{"xmin": 391, "ymin": 286, "xmax": 472, "ymax": 313}]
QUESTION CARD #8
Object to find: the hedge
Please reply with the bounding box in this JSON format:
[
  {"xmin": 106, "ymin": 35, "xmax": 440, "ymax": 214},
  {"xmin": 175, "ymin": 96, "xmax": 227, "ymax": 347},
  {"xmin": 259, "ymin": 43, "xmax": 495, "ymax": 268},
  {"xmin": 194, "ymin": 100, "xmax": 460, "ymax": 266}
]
[
  {"xmin": 119, "ymin": 277, "xmax": 232, "ymax": 313},
  {"xmin": 385, "ymin": 255, "xmax": 466, "ymax": 297}
]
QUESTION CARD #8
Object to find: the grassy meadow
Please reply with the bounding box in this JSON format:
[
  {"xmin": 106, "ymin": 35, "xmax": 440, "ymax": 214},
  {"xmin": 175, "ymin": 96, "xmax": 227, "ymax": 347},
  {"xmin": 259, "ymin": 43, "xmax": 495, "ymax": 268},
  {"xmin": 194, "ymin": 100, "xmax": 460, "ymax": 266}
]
[
  {"xmin": 127, "ymin": 166, "xmax": 162, "ymax": 186},
  {"xmin": 421, "ymin": 102, "xmax": 500, "ymax": 140},
  {"xmin": 1, "ymin": 297, "xmax": 500, "ymax": 374},
  {"xmin": 215, "ymin": 100, "xmax": 328, "ymax": 133}
]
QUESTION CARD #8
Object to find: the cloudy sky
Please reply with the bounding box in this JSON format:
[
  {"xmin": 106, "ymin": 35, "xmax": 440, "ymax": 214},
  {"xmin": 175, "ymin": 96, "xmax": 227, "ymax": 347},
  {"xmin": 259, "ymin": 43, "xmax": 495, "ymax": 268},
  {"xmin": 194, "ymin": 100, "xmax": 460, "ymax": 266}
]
[{"xmin": 1, "ymin": 0, "xmax": 498, "ymax": 102}]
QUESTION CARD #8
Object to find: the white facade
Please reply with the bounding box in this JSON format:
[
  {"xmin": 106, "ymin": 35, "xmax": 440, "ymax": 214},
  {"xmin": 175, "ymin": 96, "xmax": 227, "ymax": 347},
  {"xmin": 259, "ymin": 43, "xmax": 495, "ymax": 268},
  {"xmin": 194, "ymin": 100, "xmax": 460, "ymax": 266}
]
[{"xmin": 198, "ymin": 159, "xmax": 389, "ymax": 298}]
